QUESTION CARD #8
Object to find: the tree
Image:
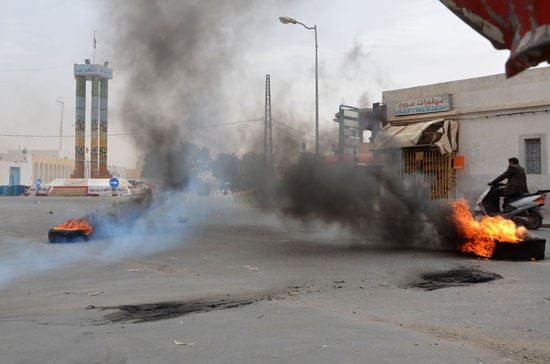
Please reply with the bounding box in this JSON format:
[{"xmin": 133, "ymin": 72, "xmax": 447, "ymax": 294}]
[
  {"xmin": 241, "ymin": 151, "xmax": 272, "ymax": 194},
  {"xmin": 141, "ymin": 141, "xmax": 212, "ymax": 191},
  {"xmin": 212, "ymin": 153, "xmax": 242, "ymax": 190}
]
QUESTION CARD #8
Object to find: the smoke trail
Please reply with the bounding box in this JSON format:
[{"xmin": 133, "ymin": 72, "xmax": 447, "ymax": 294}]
[
  {"xmin": 0, "ymin": 194, "xmax": 214, "ymax": 290},
  {"xmin": 0, "ymin": 243, "xmax": 89, "ymax": 290},
  {"xmin": 85, "ymin": 191, "xmax": 213, "ymax": 257}
]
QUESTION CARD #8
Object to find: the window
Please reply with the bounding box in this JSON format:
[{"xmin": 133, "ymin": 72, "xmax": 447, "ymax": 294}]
[{"xmin": 525, "ymin": 138, "xmax": 541, "ymax": 174}]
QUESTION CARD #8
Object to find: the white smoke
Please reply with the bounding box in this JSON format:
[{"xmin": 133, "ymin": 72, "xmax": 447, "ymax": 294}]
[{"xmin": 0, "ymin": 193, "xmax": 213, "ymax": 289}]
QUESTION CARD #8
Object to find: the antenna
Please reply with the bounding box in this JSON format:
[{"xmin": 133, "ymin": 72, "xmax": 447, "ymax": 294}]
[
  {"xmin": 56, "ymin": 97, "xmax": 64, "ymax": 154},
  {"xmin": 93, "ymin": 31, "xmax": 96, "ymax": 64}
]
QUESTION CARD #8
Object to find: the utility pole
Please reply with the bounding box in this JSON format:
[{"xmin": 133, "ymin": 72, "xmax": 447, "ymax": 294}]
[
  {"xmin": 56, "ymin": 97, "xmax": 64, "ymax": 154},
  {"xmin": 313, "ymin": 24, "xmax": 318, "ymax": 155},
  {"xmin": 264, "ymin": 74, "xmax": 273, "ymax": 170}
]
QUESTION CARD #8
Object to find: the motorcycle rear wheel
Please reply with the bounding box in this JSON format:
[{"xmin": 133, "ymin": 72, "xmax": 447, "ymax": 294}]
[{"xmin": 523, "ymin": 210, "xmax": 543, "ymax": 230}]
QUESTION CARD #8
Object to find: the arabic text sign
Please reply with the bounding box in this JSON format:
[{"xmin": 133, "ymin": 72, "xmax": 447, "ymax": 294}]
[
  {"xmin": 74, "ymin": 64, "xmax": 113, "ymax": 79},
  {"xmin": 395, "ymin": 95, "xmax": 451, "ymax": 116}
]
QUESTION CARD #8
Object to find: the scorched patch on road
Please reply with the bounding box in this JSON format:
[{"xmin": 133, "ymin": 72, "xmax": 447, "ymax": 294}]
[
  {"xmin": 99, "ymin": 291, "xmax": 284, "ymax": 323},
  {"xmin": 412, "ymin": 267, "xmax": 502, "ymax": 291}
]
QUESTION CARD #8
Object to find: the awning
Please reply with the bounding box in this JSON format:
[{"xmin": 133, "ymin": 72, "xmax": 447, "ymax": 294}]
[{"xmin": 372, "ymin": 119, "xmax": 458, "ymax": 155}]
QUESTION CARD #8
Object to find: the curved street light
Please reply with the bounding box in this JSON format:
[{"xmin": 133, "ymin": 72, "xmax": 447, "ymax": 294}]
[{"xmin": 279, "ymin": 15, "xmax": 319, "ymax": 155}]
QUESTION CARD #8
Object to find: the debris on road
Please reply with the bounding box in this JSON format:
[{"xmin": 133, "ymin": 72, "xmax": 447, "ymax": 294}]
[{"xmin": 174, "ymin": 341, "xmax": 195, "ymax": 346}]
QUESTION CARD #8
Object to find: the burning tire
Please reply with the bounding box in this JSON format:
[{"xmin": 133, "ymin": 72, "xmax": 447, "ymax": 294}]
[
  {"xmin": 48, "ymin": 218, "xmax": 94, "ymax": 243},
  {"xmin": 48, "ymin": 229, "xmax": 89, "ymax": 243},
  {"xmin": 450, "ymin": 200, "xmax": 546, "ymax": 259},
  {"xmin": 473, "ymin": 209, "xmax": 484, "ymax": 219},
  {"xmin": 492, "ymin": 237, "xmax": 546, "ymax": 260}
]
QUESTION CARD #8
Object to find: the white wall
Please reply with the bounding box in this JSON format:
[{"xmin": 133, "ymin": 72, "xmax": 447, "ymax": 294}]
[
  {"xmin": 458, "ymin": 113, "xmax": 550, "ymax": 202},
  {"xmin": 0, "ymin": 160, "xmax": 33, "ymax": 186},
  {"xmin": 382, "ymin": 66, "xmax": 550, "ymax": 205}
]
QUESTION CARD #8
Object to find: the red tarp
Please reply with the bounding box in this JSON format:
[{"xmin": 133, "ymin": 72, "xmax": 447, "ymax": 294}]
[{"xmin": 441, "ymin": 0, "xmax": 550, "ymax": 77}]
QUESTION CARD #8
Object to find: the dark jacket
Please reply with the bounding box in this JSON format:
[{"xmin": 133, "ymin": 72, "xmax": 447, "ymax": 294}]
[{"xmin": 489, "ymin": 164, "xmax": 529, "ymax": 196}]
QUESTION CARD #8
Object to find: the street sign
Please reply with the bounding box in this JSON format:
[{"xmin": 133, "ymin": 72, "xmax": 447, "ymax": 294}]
[
  {"xmin": 343, "ymin": 127, "xmax": 359, "ymax": 137},
  {"xmin": 343, "ymin": 119, "xmax": 359, "ymax": 128},
  {"xmin": 109, "ymin": 177, "xmax": 119, "ymax": 188},
  {"xmin": 36, "ymin": 178, "xmax": 42, "ymax": 188},
  {"xmin": 342, "ymin": 109, "xmax": 359, "ymax": 120}
]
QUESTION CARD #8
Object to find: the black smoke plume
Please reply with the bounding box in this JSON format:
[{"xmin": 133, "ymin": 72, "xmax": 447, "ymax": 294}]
[
  {"xmin": 104, "ymin": 0, "xmax": 256, "ymax": 191},
  {"xmin": 260, "ymin": 153, "xmax": 461, "ymax": 250}
]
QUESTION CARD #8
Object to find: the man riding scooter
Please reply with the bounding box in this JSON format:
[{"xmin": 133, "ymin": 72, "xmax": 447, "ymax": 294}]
[
  {"xmin": 476, "ymin": 158, "xmax": 547, "ymax": 229},
  {"xmin": 488, "ymin": 157, "xmax": 529, "ymax": 213}
]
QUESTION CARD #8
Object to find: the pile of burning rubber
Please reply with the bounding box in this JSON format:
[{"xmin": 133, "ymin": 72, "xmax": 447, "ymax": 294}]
[
  {"xmin": 448, "ymin": 199, "xmax": 546, "ymax": 260},
  {"xmin": 48, "ymin": 218, "xmax": 94, "ymax": 243}
]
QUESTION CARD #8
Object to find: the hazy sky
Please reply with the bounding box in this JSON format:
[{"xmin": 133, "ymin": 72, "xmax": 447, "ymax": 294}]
[{"xmin": 0, "ymin": 0, "xmax": 511, "ymax": 168}]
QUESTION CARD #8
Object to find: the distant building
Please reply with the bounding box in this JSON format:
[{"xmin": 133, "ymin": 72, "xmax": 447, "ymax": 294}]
[
  {"xmin": 108, "ymin": 156, "xmax": 143, "ymax": 180},
  {"xmin": 0, "ymin": 150, "xmax": 74, "ymax": 190},
  {"xmin": 33, "ymin": 153, "xmax": 74, "ymax": 184},
  {"xmin": 0, "ymin": 148, "xmax": 140, "ymax": 196},
  {"xmin": 108, "ymin": 165, "xmax": 128, "ymax": 179}
]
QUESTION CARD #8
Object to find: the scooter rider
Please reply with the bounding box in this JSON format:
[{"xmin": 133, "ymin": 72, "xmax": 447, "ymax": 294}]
[{"xmin": 488, "ymin": 157, "xmax": 529, "ymax": 209}]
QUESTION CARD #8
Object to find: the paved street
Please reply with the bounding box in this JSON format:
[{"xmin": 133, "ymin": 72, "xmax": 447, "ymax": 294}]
[{"xmin": 1, "ymin": 195, "xmax": 549, "ymax": 363}]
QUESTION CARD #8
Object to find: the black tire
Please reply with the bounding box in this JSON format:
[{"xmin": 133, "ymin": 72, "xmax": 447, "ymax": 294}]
[
  {"xmin": 522, "ymin": 210, "xmax": 543, "ymax": 230},
  {"xmin": 48, "ymin": 229, "xmax": 88, "ymax": 243},
  {"xmin": 473, "ymin": 210, "xmax": 484, "ymax": 219}
]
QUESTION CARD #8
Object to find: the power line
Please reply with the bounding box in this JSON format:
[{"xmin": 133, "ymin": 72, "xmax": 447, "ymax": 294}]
[
  {"xmin": 272, "ymin": 119, "xmax": 316, "ymax": 140},
  {"xmin": 0, "ymin": 65, "xmax": 70, "ymax": 72},
  {"xmin": 274, "ymin": 128, "xmax": 314, "ymax": 145},
  {"xmin": 0, "ymin": 117, "xmax": 264, "ymax": 138},
  {"xmin": 272, "ymin": 124, "xmax": 316, "ymax": 144},
  {"xmin": 0, "ymin": 132, "xmax": 142, "ymax": 138},
  {"xmin": 274, "ymin": 129, "xmax": 315, "ymax": 143},
  {"xmin": 185, "ymin": 117, "xmax": 263, "ymax": 130}
]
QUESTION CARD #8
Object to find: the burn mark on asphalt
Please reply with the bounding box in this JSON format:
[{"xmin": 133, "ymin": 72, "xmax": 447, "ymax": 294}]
[
  {"xmin": 98, "ymin": 291, "xmax": 287, "ymax": 323},
  {"xmin": 412, "ymin": 267, "xmax": 502, "ymax": 291}
]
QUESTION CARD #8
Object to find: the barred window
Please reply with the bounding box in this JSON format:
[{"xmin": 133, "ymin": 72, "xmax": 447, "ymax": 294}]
[{"xmin": 525, "ymin": 138, "xmax": 541, "ymax": 174}]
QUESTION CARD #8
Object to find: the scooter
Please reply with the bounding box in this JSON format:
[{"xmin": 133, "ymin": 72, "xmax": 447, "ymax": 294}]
[{"xmin": 473, "ymin": 184, "xmax": 550, "ymax": 230}]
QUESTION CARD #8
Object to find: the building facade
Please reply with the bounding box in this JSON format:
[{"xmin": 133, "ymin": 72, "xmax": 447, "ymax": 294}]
[{"xmin": 379, "ymin": 66, "xmax": 550, "ymax": 203}]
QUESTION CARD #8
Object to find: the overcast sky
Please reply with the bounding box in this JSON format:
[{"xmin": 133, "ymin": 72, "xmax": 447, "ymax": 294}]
[{"xmin": 0, "ymin": 0, "xmax": 512, "ymax": 168}]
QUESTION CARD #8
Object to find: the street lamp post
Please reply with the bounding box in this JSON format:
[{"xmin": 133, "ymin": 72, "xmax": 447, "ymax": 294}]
[
  {"xmin": 56, "ymin": 97, "xmax": 64, "ymax": 154},
  {"xmin": 279, "ymin": 15, "xmax": 319, "ymax": 155}
]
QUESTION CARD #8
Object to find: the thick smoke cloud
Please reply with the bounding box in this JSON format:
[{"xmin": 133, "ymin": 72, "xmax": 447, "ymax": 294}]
[
  {"xmin": 258, "ymin": 153, "xmax": 461, "ymax": 250},
  {"xmin": 104, "ymin": 0, "xmax": 258, "ymax": 189}
]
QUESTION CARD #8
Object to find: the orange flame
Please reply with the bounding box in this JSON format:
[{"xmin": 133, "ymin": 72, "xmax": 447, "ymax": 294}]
[
  {"xmin": 53, "ymin": 218, "xmax": 94, "ymax": 236},
  {"xmin": 448, "ymin": 199, "xmax": 526, "ymax": 257}
]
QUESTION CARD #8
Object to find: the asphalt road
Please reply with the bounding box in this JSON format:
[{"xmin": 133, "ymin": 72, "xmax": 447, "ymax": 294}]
[{"xmin": 0, "ymin": 195, "xmax": 549, "ymax": 364}]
